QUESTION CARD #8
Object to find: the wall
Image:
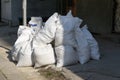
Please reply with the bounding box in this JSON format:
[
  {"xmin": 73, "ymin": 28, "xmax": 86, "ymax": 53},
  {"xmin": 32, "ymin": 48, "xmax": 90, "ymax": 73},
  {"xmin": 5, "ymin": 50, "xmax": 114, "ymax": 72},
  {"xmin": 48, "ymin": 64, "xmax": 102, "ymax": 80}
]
[
  {"xmin": 10, "ymin": 0, "xmax": 57, "ymax": 26},
  {"xmin": 1, "ymin": 0, "xmax": 12, "ymax": 23},
  {"xmin": 1, "ymin": 0, "xmax": 114, "ymax": 30},
  {"xmin": 76, "ymin": 0, "xmax": 113, "ymax": 34},
  {"xmin": 27, "ymin": 0, "xmax": 57, "ymax": 18},
  {"xmin": 11, "ymin": 0, "xmax": 22, "ymax": 26},
  {"xmin": 115, "ymin": 0, "xmax": 120, "ymax": 32}
]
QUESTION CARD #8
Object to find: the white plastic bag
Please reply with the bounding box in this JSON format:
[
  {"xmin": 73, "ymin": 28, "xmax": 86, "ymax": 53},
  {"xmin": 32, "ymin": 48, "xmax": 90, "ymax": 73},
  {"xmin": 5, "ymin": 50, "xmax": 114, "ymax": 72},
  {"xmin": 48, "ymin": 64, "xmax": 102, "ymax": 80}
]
[
  {"xmin": 33, "ymin": 13, "xmax": 59, "ymax": 47},
  {"xmin": 55, "ymin": 45, "xmax": 78, "ymax": 67},
  {"xmin": 11, "ymin": 27, "xmax": 34, "ymax": 66},
  {"xmin": 55, "ymin": 22, "xmax": 77, "ymax": 47},
  {"xmin": 55, "ymin": 11, "xmax": 82, "ymax": 47},
  {"xmin": 17, "ymin": 39, "xmax": 33, "ymax": 67},
  {"xmin": 81, "ymin": 25, "xmax": 100, "ymax": 60},
  {"xmin": 11, "ymin": 26, "xmax": 34, "ymax": 61},
  {"xmin": 75, "ymin": 26, "xmax": 90, "ymax": 64},
  {"xmin": 33, "ymin": 44, "xmax": 55, "ymax": 68},
  {"xmin": 11, "ymin": 42, "xmax": 24, "ymax": 61},
  {"xmin": 17, "ymin": 26, "xmax": 28, "ymax": 37}
]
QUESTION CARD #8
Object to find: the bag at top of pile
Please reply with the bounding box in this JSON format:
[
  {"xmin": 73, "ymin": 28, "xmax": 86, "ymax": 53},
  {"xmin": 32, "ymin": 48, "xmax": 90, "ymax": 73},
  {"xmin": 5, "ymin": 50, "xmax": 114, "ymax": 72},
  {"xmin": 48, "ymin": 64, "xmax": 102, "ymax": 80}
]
[
  {"xmin": 32, "ymin": 12, "xmax": 59, "ymax": 47},
  {"xmin": 55, "ymin": 10, "xmax": 82, "ymax": 67},
  {"xmin": 32, "ymin": 13, "xmax": 59, "ymax": 68},
  {"xmin": 28, "ymin": 17, "xmax": 43, "ymax": 34},
  {"xmin": 11, "ymin": 26, "xmax": 34, "ymax": 67},
  {"xmin": 55, "ymin": 10, "xmax": 83, "ymax": 48}
]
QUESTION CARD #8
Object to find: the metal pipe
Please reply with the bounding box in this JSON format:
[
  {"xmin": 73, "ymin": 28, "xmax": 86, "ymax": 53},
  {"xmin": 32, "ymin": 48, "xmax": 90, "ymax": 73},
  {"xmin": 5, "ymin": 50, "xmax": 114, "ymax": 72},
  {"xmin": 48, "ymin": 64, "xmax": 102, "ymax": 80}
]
[{"xmin": 23, "ymin": 0, "xmax": 27, "ymax": 26}]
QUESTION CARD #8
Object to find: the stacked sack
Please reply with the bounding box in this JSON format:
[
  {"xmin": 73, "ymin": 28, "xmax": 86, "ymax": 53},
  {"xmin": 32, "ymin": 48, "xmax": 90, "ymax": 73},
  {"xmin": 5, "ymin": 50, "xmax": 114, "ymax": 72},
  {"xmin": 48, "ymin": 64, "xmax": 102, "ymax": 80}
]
[
  {"xmin": 75, "ymin": 24, "xmax": 100, "ymax": 64},
  {"xmin": 55, "ymin": 11, "xmax": 83, "ymax": 67},
  {"xmin": 11, "ymin": 11, "xmax": 100, "ymax": 68},
  {"xmin": 11, "ymin": 26, "xmax": 35, "ymax": 66},
  {"xmin": 32, "ymin": 13, "xmax": 59, "ymax": 68},
  {"xmin": 81, "ymin": 25, "xmax": 100, "ymax": 61}
]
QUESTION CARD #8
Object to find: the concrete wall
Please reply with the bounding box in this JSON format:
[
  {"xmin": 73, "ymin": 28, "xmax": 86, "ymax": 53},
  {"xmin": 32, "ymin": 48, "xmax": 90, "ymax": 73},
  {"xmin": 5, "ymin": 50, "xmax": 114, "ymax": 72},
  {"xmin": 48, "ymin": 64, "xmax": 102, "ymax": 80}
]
[
  {"xmin": 11, "ymin": 0, "xmax": 22, "ymax": 26},
  {"xmin": 27, "ymin": 0, "xmax": 57, "ymax": 18},
  {"xmin": 1, "ymin": 0, "xmax": 12, "ymax": 23},
  {"xmin": 76, "ymin": 0, "xmax": 113, "ymax": 34},
  {"xmin": 115, "ymin": 0, "xmax": 120, "ymax": 32},
  {"xmin": 2, "ymin": 0, "xmax": 113, "ymax": 32},
  {"xmin": 1, "ymin": 0, "xmax": 22, "ymax": 26},
  {"xmin": 10, "ymin": 0, "xmax": 57, "ymax": 26}
]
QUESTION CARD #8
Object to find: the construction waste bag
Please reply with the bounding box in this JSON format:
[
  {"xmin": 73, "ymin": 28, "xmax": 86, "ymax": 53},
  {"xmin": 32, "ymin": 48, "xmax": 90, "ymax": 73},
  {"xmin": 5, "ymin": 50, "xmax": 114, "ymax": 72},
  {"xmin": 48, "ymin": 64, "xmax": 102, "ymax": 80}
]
[
  {"xmin": 32, "ymin": 13, "xmax": 59, "ymax": 67},
  {"xmin": 55, "ymin": 45, "xmax": 78, "ymax": 67},
  {"xmin": 33, "ymin": 44, "xmax": 55, "ymax": 68},
  {"xmin": 55, "ymin": 11, "xmax": 80, "ymax": 48},
  {"xmin": 11, "ymin": 11, "xmax": 100, "ymax": 67},
  {"xmin": 81, "ymin": 25, "xmax": 100, "ymax": 60},
  {"xmin": 54, "ymin": 11, "xmax": 83, "ymax": 67},
  {"xmin": 11, "ymin": 26, "xmax": 34, "ymax": 66},
  {"xmin": 32, "ymin": 13, "xmax": 59, "ymax": 47},
  {"xmin": 75, "ymin": 25, "xmax": 91, "ymax": 64}
]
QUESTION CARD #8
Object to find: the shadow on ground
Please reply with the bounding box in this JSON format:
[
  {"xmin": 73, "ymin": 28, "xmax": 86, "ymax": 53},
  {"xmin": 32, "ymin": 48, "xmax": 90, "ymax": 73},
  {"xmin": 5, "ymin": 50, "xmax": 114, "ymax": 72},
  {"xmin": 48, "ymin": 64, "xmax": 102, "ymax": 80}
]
[
  {"xmin": 65, "ymin": 36, "xmax": 120, "ymax": 80},
  {"xmin": 0, "ymin": 26, "xmax": 18, "ymax": 63}
]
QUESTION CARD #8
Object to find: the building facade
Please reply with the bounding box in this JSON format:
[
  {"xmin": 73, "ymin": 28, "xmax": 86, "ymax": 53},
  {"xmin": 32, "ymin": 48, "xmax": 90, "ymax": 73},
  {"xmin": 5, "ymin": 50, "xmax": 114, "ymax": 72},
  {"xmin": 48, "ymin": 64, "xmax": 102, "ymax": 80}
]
[{"xmin": 1, "ymin": 0, "xmax": 116, "ymax": 34}]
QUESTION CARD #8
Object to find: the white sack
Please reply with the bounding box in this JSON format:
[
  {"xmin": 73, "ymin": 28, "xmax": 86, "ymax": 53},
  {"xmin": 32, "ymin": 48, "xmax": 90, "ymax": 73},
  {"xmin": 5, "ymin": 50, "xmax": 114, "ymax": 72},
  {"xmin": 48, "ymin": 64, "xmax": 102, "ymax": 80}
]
[
  {"xmin": 33, "ymin": 13, "xmax": 59, "ymax": 47},
  {"xmin": 75, "ymin": 26, "xmax": 90, "ymax": 64},
  {"xmin": 17, "ymin": 39, "xmax": 33, "ymax": 67},
  {"xmin": 33, "ymin": 44, "xmax": 55, "ymax": 68},
  {"xmin": 11, "ymin": 26, "xmax": 26, "ymax": 61},
  {"xmin": 16, "ymin": 27, "xmax": 34, "ymax": 44},
  {"xmin": 55, "ymin": 11, "xmax": 82, "ymax": 47},
  {"xmin": 81, "ymin": 25, "xmax": 100, "ymax": 60},
  {"xmin": 11, "ymin": 26, "xmax": 34, "ymax": 61},
  {"xmin": 11, "ymin": 27, "xmax": 34, "ymax": 67},
  {"xmin": 55, "ymin": 45, "xmax": 78, "ymax": 67},
  {"xmin": 11, "ymin": 42, "xmax": 24, "ymax": 61}
]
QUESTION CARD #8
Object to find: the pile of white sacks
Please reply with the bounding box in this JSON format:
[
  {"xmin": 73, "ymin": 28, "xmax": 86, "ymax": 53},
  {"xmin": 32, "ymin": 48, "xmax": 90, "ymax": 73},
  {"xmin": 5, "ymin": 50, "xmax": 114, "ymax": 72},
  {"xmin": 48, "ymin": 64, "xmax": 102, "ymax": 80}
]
[{"xmin": 11, "ymin": 11, "xmax": 100, "ymax": 68}]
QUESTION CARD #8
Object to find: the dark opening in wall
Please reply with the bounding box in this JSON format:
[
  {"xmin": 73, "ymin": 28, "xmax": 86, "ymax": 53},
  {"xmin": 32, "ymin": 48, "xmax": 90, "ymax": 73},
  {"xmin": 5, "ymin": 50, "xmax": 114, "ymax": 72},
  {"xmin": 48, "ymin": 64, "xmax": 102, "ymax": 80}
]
[
  {"xmin": 114, "ymin": 0, "xmax": 120, "ymax": 32},
  {"xmin": 113, "ymin": 0, "xmax": 117, "ymax": 31},
  {"xmin": 0, "ymin": 0, "xmax": 1, "ymax": 21}
]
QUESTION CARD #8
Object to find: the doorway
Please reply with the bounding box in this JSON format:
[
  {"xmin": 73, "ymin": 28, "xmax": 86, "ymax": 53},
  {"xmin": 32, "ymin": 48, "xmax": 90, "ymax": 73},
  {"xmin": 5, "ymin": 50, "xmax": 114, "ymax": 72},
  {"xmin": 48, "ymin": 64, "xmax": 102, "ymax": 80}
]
[
  {"xmin": 58, "ymin": 0, "xmax": 114, "ymax": 33},
  {"xmin": 66, "ymin": 0, "xmax": 76, "ymax": 16},
  {"xmin": 57, "ymin": 0, "xmax": 76, "ymax": 16},
  {"xmin": 114, "ymin": 0, "xmax": 120, "ymax": 32}
]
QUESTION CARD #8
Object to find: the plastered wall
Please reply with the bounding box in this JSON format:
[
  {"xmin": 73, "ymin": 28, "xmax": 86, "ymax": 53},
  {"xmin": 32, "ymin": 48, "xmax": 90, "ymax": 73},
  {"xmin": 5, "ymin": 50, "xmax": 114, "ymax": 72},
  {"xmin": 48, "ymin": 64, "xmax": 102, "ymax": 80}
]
[
  {"xmin": 76, "ymin": 0, "xmax": 113, "ymax": 34},
  {"xmin": 1, "ymin": 0, "xmax": 12, "ymax": 23}
]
